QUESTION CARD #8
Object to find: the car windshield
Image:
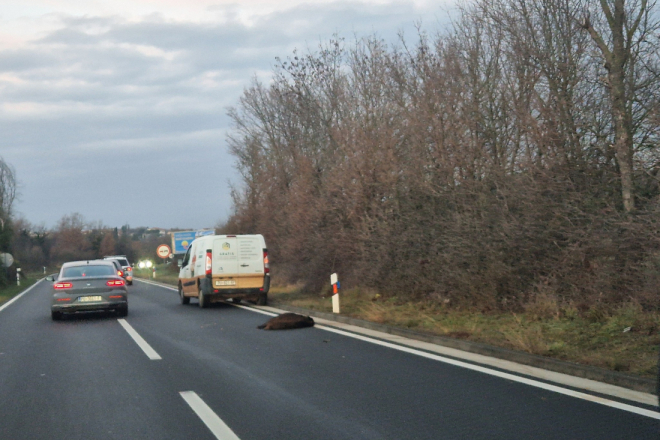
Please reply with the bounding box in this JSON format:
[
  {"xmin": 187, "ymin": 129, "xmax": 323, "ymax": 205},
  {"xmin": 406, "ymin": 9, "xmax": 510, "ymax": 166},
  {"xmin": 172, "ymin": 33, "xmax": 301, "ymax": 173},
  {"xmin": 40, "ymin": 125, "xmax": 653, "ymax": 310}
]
[{"xmin": 62, "ymin": 265, "xmax": 115, "ymax": 278}]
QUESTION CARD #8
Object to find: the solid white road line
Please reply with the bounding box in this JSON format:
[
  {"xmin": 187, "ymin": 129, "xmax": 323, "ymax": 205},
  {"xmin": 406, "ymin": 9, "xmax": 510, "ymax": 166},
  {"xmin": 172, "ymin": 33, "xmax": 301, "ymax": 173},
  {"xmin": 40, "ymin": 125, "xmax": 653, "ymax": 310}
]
[
  {"xmin": 141, "ymin": 282, "xmax": 659, "ymax": 417},
  {"xmin": 0, "ymin": 279, "xmax": 43, "ymax": 313},
  {"xmin": 238, "ymin": 304, "xmax": 659, "ymax": 415},
  {"xmin": 180, "ymin": 391, "xmax": 242, "ymax": 440},
  {"xmin": 316, "ymin": 324, "xmax": 660, "ymax": 420},
  {"xmin": 134, "ymin": 278, "xmax": 178, "ymax": 291},
  {"xmin": 117, "ymin": 319, "xmax": 162, "ymax": 360}
]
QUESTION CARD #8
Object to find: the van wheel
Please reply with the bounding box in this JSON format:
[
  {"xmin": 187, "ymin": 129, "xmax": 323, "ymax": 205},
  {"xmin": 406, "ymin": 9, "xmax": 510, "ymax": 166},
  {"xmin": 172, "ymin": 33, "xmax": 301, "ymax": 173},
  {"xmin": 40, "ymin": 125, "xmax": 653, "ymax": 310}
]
[
  {"xmin": 257, "ymin": 293, "xmax": 268, "ymax": 306},
  {"xmin": 198, "ymin": 286, "xmax": 209, "ymax": 308},
  {"xmin": 179, "ymin": 284, "xmax": 190, "ymax": 305}
]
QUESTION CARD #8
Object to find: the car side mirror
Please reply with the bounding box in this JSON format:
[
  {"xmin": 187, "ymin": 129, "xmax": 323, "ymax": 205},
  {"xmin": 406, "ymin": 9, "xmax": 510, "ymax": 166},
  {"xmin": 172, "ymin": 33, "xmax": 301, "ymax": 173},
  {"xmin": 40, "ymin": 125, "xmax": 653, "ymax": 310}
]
[{"xmin": 46, "ymin": 275, "xmax": 56, "ymax": 282}]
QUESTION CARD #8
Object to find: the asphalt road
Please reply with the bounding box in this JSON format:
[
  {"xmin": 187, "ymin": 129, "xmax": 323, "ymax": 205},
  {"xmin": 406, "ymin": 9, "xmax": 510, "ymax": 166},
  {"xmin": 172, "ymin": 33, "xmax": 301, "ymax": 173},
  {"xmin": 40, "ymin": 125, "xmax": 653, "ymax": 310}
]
[{"xmin": 0, "ymin": 279, "xmax": 658, "ymax": 440}]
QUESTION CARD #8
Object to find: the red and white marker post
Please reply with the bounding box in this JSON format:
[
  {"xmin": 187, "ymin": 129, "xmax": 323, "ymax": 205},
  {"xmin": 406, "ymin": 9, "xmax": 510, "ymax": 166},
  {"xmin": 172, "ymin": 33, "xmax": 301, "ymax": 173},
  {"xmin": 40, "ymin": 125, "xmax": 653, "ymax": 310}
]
[{"xmin": 330, "ymin": 273, "xmax": 340, "ymax": 314}]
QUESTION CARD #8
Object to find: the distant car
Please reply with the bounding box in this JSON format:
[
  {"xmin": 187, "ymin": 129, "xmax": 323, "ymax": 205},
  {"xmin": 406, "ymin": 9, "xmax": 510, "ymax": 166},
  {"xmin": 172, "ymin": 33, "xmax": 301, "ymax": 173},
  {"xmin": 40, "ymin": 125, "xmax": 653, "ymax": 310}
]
[
  {"xmin": 103, "ymin": 255, "xmax": 133, "ymax": 285},
  {"xmin": 108, "ymin": 259, "xmax": 125, "ymax": 278},
  {"xmin": 48, "ymin": 260, "xmax": 128, "ymax": 320}
]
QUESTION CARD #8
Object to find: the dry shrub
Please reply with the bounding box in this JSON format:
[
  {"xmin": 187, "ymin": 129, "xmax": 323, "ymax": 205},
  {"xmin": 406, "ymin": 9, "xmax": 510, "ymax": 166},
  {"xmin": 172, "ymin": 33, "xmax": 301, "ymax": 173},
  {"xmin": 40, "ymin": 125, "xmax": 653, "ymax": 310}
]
[
  {"xmin": 360, "ymin": 302, "xmax": 388, "ymax": 324},
  {"xmin": 523, "ymin": 288, "xmax": 561, "ymax": 321},
  {"xmin": 503, "ymin": 325, "xmax": 548, "ymax": 355},
  {"xmin": 221, "ymin": 12, "xmax": 660, "ymax": 313}
]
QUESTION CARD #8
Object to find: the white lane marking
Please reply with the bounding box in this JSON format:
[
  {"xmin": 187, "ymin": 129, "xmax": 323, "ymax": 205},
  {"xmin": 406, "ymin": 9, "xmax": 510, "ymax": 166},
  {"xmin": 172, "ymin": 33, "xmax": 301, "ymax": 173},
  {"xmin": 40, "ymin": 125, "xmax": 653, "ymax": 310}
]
[
  {"xmin": 134, "ymin": 278, "xmax": 178, "ymax": 291},
  {"xmin": 180, "ymin": 391, "xmax": 242, "ymax": 440},
  {"xmin": 0, "ymin": 279, "xmax": 44, "ymax": 313},
  {"xmin": 315, "ymin": 324, "xmax": 660, "ymax": 420},
  {"xmin": 117, "ymin": 319, "xmax": 162, "ymax": 360},
  {"xmin": 141, "ymin": 281, "xmax": 660, "ymax": 418},
  {"xmin": 234, "ymin": 303, "xmax": 277, "ymax": 317}
]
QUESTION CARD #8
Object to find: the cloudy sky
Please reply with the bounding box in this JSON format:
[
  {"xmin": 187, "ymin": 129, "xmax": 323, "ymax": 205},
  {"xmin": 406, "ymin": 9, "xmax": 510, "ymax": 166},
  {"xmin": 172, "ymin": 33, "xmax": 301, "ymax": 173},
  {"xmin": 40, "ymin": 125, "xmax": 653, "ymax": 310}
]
[{"xmin": 0, "ymin": 0, "xmax": 453, "ymax": 231}]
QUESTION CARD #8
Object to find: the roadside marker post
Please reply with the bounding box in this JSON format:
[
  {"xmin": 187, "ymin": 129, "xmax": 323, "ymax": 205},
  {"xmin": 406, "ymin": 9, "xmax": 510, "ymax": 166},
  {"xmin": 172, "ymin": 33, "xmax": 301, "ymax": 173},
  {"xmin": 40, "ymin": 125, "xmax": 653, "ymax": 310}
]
[
  {"xmin": 16, "ymin": 268, "xmax": 21, "ymax": 286},
  {"xmin": 331, "ymin": 273, "xmax": 340, "ymax": 314}
]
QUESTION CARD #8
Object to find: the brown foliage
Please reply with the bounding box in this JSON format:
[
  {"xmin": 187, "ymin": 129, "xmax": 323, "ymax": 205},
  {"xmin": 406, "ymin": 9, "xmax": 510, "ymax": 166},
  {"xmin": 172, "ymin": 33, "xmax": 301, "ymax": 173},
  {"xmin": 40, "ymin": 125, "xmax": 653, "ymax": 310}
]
[{"xmin": 221, "ymin": 0, "xmax": 660, "ymax": 310}]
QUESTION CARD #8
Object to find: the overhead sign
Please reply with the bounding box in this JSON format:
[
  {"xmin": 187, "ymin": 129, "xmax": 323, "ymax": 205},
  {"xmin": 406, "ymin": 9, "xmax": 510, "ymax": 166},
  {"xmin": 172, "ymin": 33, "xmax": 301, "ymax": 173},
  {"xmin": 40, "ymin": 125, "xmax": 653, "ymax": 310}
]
[
  {"xmin": 0, "ymin": 253, "xmax": 14, "ymax": 268},
  {"xmin": 195, "ymin": 229, "xmax": 215, "ymax": 238},
  {"xmin": 156, "ymin": 244, "xmax": 172, "ymax": 259}
]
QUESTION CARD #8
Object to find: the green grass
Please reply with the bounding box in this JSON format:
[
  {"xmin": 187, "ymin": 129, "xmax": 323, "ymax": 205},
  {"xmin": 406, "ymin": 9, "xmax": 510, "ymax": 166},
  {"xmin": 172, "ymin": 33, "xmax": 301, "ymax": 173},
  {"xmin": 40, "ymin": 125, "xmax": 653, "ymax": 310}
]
[
  {"xmin": 134, "ymin": 265, "xmax": 179, "ymax": 286},
  {"xmin": 0, "ymin": 273, "xmax": 42, "ymax": 307},
  {"xmin": 266, "ymin": 283, "xmax": 660, "ymax": 379}
]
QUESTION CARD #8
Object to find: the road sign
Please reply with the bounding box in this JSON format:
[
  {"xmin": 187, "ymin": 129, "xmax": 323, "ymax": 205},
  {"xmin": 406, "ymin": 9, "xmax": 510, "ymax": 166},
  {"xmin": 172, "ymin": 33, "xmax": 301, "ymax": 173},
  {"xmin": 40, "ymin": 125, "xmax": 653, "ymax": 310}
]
[
  {"xmin": 157, "ymin": 244, "xmax": 172, "ymax": 259},
  {"xmin": 0, "ymin": 253, "xmax": 14, "ymax": 268}
]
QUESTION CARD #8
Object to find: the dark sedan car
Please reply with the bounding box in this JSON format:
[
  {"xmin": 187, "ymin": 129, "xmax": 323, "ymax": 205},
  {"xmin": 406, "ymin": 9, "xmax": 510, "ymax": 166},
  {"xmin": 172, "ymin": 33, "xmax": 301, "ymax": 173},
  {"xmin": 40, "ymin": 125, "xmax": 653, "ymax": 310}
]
[{"xmin": 48, "ymin": 260, "xmax": 128, "ymax": 320}]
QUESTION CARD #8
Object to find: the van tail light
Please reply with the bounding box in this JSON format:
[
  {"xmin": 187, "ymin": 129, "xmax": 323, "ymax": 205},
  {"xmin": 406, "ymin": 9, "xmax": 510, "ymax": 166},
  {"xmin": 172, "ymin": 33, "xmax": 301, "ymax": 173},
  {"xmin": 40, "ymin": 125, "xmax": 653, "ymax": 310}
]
[
  {"xmin": 205, "ymin": 250, "xmax": 212, "ymax": 276},
  {"xmin": 54, "ymin": 282, "xmax": 73, "ymax": 290},
  {"xmin": 106, "ymin": 280, "xmax": 125, "ymax": 287},
  {"xmin": 126, "ymin": 267, "xmax": 132, "ymax": 272},
  {"xmin": 263, "ymin": 249, "xmax": 270, "ymax": 274}
]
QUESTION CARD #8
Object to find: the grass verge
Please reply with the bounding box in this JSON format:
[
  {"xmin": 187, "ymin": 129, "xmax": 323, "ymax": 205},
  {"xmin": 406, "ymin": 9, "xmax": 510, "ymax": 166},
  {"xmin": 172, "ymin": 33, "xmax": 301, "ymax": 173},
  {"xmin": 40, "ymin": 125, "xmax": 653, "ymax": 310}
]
[
  {"xmin": 136, "ymin": 266, "xmax": 659, "ymax": 380},
  {"xmin": 268, "ymin": 283, "xmax": 660, "ymax": 380},
  {"xmin": 0, "ymin": 274, "xmax": 41, "ymax": 307},
  {"xmin": 134, "ymin": 265, "xmax": 178, "ymax": 286}
]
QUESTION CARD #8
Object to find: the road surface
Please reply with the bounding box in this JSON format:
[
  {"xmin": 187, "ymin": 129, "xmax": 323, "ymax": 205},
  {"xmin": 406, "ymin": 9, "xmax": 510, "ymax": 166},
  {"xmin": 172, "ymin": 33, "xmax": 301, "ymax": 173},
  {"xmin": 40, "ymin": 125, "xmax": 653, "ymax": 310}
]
[{"xmin": 0, "ymin": 279, "xmax": 658, "ymax": 439}]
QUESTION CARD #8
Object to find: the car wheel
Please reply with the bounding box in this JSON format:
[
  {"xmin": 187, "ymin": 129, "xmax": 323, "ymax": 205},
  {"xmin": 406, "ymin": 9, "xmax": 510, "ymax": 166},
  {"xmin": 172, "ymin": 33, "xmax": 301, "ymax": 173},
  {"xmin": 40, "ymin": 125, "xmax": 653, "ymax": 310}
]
[
  {"xmin": 232, "ymin": 298, "xmax": 242, "ymax": 304},
  {"xmin": 117, "ymin": 306, "xmax": 128, "ymax": 317},
  {"xmin": 256, "ymin": 293, "xmax": 268, "ymax": 306},
  {"xmin": 198, "ymin": 286, "xmax": 208, "ymax": 308},
  {"xmin": 51, "ymin": 311, "xmax": 62, "ymax": 321},
  {"xmin": 180, "ymin": 284, "xmax": 190, "ymax": 305}
]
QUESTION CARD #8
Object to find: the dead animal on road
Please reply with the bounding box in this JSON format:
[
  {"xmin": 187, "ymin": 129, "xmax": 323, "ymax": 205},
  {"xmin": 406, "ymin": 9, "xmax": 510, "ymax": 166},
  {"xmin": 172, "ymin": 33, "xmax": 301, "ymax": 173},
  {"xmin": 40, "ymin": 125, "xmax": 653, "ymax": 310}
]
[{"xmin": 257, "ymin": 313, "xmax": 315, "ymax": 330}]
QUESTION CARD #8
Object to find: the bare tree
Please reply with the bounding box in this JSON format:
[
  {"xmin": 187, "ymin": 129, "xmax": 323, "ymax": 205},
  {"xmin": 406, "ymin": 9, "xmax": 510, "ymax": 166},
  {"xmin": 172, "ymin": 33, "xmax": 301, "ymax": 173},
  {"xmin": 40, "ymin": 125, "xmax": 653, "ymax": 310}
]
[
  {"xmin": 0, "ymin": 157, "xmax": 17, "ymax": 228},
  {"xmin": 581, "ymin": 0, "xmax": 659, "ymax": 211}
]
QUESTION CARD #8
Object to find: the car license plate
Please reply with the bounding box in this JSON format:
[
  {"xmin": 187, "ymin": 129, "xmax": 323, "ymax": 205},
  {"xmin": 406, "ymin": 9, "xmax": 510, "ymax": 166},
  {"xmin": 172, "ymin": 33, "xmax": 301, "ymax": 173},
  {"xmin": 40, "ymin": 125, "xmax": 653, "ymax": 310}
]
[
  {"xmin": 215, "ymin": 280, "xmax": 236, "ymax": 286},
  {"xmin": 79, "ymin": 296, "xmax": 102, "ymax": 302}
]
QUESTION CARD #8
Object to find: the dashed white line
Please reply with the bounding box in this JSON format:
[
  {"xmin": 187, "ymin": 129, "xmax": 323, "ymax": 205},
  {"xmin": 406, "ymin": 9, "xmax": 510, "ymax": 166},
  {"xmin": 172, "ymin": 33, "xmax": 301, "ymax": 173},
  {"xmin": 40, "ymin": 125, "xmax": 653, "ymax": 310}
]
[
  {"xmin": 117, "ymin": 319, "xmax": 162, "ymax": 360},
  {"xmin": 180, "ymin": 391, "xmax": 242, "ymax": 440}
]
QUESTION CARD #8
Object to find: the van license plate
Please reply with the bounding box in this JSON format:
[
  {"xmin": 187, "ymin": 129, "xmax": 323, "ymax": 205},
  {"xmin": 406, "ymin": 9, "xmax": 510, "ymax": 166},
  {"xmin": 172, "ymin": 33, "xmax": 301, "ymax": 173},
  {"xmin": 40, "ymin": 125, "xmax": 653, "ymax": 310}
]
[
  {"xmin": 79, "ymin": 296, "xmax": 102, "ymax": 302},
  {"xmin": 215, "ymin": 280, "xmax": 236, "ymax": 286}
]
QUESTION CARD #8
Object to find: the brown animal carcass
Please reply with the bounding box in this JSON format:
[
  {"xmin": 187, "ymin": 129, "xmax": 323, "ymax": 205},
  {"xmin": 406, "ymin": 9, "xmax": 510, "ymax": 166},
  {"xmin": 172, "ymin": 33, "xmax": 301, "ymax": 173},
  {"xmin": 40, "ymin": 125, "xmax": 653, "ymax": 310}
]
[{"xmin": 257, "ymin": 313, "xmax": 315, "ymax": 330}]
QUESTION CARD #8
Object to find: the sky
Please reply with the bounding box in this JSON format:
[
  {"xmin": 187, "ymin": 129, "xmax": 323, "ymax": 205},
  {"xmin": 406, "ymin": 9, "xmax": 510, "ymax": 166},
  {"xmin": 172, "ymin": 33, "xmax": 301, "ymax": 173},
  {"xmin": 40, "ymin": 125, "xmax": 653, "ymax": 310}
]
[{"xmin": 0, "ymin": 0, "xmax": 453, "ymax": 231}]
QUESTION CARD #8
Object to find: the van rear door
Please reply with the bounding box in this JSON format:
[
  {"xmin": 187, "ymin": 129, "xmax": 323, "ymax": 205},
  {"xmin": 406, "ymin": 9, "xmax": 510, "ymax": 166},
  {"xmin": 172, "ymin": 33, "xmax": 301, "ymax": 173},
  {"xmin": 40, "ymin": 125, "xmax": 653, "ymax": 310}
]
[
  {"xmin": 212, "ymin": 237, "xmax": 238, "ymax": 276},
  {"xmin": 237, "ymin": 236, "xmax": 264, "ymax": 288},
  {"xmin": 237, "ymin": 236, "xmax": 264, "ymax": 274}
]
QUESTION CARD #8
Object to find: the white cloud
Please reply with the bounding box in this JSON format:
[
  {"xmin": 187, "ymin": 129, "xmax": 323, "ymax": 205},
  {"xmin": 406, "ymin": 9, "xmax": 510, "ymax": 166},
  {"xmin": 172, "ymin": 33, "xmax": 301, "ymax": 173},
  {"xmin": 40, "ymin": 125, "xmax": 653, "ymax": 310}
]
[{"xmin": 0, "ymin": 0, "xmax": 454, "ymax": 228}]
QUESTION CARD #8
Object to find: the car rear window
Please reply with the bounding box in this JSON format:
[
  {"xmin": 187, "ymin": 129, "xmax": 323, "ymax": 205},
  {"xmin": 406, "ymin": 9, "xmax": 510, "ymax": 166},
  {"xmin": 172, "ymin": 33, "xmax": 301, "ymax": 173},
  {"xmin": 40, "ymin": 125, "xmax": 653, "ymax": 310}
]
[{"xmin": 62, "ymin": 265, "xmax": 115, "ymax": 278}]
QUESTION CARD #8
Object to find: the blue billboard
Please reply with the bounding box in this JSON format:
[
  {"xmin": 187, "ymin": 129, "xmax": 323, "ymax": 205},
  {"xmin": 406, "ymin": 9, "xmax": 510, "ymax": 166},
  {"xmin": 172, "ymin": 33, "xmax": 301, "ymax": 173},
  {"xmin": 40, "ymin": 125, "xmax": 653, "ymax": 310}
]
[
  {"xmin": 171, "ymin": 229, "xmax": 216, "ymax": 254},
  {"xmin": 172, "ymin": 231, "xmax": 196, "ymax": 254}
]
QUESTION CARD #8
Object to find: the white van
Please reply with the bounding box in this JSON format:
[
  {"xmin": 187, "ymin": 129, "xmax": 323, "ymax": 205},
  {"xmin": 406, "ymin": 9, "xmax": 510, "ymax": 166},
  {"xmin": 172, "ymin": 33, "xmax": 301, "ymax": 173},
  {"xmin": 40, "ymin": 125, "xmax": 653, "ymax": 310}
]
[{"xmin": 178, "ymin": 234, "xmax": 270, "ymax": 308}]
